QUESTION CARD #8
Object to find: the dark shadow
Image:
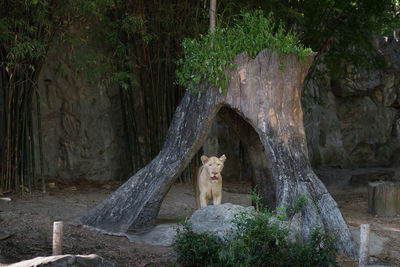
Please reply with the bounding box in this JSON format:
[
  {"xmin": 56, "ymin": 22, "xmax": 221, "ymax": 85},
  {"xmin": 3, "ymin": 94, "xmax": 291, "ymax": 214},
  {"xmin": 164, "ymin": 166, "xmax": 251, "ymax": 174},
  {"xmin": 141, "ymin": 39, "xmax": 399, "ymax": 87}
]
[{"xmin": 218, "ymin": 106, "xmax": 276, "ymax": 210}]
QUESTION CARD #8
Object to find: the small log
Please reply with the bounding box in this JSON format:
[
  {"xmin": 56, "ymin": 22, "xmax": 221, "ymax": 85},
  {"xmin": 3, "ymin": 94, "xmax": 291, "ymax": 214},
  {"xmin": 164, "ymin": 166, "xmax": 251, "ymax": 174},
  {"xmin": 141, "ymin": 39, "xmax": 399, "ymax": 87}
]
[
  {"xmin": 368, "ymin": 181, "xmax": 400, "ymax": 216},
  {"xmin": 52, "ymin": 221, "xmax": 63, "ymax": 255},
  {"xmin": 359, "ymin": 224, "xmax": 370, "ymax": 267}
]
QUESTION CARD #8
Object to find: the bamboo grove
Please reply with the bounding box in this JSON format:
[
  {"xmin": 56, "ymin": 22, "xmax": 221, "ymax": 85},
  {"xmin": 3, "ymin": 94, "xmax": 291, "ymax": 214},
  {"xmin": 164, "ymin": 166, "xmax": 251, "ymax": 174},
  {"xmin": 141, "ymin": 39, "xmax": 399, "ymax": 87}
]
[
  {"xmin": 1, "ymin": 0, "xmax": 399, "ymax": 192},
  {"xmin": 0, "ymin": 1, "xmax": 71, "ymax": 193}
]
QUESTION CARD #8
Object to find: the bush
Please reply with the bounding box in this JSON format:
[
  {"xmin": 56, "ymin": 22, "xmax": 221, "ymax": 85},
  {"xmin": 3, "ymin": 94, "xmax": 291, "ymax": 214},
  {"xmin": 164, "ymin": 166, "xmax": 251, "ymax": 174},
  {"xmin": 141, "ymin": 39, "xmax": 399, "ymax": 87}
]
[
  {"xmin": 173, "ymin": 221, "xmax": 223, "ymax": 266},
  {"xmin": 173, "ymin": 196, "xmax": 338, "ymax": 267}
]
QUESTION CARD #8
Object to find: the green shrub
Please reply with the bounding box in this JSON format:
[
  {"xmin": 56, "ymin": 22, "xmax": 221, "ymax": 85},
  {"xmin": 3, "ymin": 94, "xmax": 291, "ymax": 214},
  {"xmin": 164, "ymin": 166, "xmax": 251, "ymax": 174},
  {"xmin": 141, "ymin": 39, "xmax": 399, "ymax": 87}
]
[
  {"xmin": 175, "ymin": 9, "xmax": 312, "ymax": 94},
  {"xmin": 173, "ymin": 196, "xmax": 338, "ymax": 267},
  {"xmin": 173, "ymin": 221, "xmax": 223, "ymax": 266}
]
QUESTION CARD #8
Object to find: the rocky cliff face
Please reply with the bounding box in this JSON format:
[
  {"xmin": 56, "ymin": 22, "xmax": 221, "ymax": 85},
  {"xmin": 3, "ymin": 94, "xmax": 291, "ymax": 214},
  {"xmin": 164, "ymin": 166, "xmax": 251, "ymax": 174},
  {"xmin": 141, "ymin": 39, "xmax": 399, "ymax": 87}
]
[
  {"xmin": 36, "ymin": 48, "xmax": 128, "ymax": 182},
  {"xmin": 304, "ymin": 37, "xmax": 400, "ymax": 167}
]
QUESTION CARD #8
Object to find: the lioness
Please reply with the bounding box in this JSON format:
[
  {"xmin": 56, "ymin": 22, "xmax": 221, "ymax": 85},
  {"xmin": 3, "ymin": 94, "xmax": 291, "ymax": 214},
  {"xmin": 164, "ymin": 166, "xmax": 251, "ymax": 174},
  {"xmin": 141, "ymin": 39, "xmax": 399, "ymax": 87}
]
[{"xmin": 193, "ymin": 154, "xmax": 226, "ymax": 208}]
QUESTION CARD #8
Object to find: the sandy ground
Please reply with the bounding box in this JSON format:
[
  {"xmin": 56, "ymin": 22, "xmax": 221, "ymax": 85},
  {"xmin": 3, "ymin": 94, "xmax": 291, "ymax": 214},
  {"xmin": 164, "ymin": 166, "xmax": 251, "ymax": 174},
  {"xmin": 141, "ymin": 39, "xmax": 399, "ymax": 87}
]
[{"xmin": 0, "ymin": 180, "xmax": 399, "ymax": 266}]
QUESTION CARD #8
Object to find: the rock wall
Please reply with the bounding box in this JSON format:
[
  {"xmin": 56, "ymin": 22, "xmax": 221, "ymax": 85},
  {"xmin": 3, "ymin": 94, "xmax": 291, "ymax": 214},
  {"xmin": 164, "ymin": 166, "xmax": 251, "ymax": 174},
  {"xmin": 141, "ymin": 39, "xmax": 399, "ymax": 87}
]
[
  {"xmin": 303, "ymin": 37, "xmax": 400, "ymax": 167},
  {"xmin": 35, "ymin": 47, "xmax": 128, "ymax": 182}
]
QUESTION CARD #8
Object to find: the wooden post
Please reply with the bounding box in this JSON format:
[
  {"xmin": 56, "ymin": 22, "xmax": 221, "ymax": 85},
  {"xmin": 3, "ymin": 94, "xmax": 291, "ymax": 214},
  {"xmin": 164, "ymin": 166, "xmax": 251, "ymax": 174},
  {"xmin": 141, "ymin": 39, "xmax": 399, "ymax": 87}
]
[
  {"xmin": 52, "ymin": 221, "xmax": 63, "ymax": 255},
  {"xmin": 359, "ymin": 224, "xmax": 370, "ymax": 267}
]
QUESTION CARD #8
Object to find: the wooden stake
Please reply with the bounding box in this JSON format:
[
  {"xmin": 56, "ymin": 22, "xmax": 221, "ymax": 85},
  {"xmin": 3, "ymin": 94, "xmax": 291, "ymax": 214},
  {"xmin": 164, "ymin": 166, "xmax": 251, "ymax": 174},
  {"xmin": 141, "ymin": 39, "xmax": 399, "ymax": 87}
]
[
  {"xmin": 52, "ymin": 221, "xmax": 63, "ymax": 255},
  {"xmin": 359, "ymin": 224, "xmax": 370, "ymax": 267}
]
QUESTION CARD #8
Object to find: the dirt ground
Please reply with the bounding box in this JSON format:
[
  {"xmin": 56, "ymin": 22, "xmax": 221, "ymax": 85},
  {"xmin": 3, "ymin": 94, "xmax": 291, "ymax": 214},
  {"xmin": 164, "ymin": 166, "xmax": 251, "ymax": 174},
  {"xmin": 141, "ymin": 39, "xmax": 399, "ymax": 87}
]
[{"xmin": 0, "ymin": 179, "xmax": 399, "ymax": 266}]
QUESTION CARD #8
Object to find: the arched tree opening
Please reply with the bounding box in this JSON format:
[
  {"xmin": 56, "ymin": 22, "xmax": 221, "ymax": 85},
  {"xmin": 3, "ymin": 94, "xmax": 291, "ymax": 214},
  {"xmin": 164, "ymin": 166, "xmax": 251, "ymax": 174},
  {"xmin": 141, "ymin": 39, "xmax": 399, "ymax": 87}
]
[{"xmin": 217, "ymin": 106, "xmax": 275, "ymax": 210}]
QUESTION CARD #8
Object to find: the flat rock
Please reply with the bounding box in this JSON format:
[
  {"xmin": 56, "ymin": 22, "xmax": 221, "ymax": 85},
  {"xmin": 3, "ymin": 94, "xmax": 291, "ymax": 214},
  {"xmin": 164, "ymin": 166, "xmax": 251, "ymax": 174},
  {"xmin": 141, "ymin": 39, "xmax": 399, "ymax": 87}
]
[
  {"xmin": 7, "ymin": 254, "xmax": 115, "ymax": 267},
  {"xmin": 349, "ymin": 226, "xmax": 388, "ymax": 256},
  {"xmin": 125, "ymin": 223, "xmax": 178, "ymax": 246}
]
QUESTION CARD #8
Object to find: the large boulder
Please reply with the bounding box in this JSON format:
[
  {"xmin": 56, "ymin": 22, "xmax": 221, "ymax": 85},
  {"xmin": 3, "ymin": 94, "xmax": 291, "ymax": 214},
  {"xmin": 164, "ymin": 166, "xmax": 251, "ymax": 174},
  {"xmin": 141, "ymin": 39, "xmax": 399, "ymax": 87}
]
[
  {"xmin": 188, "ymin": 203, "xmax": 302, "ymax": 244},
  {"xmin": 188, "ymin": 203, "xmax": 254, "ymax": 239}
]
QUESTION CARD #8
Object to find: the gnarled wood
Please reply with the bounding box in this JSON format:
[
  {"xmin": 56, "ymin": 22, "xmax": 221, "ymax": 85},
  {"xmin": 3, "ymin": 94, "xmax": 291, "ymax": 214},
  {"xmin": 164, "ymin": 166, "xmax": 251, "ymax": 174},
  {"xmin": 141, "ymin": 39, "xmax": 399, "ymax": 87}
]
[{"xmin": 81, "ymin": 49, "xmax": 358, "ymax": 258}]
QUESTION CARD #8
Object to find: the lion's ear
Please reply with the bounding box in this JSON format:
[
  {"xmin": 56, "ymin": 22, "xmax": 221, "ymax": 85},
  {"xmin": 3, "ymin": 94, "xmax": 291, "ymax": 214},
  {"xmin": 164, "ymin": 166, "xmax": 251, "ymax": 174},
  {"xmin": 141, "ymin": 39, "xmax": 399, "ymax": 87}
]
[
  {"xmin": 219, "ymin": 154, "xmax": 226, "ymax": 162},
  {"xmin": 201, "ymin": 155, "xmax": 209, "ymax": 164}
]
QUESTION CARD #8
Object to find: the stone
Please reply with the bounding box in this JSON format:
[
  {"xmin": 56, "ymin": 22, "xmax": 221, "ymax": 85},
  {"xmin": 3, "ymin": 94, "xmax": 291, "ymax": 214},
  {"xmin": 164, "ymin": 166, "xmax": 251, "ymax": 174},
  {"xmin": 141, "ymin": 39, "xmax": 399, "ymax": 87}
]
[
  {"xmin": 188, "ymin": 203, "xmax": 254, "ymax": 239},
  {"xmin": 7, "ymin": 254, "xmax": 115, "ymax": 267},
  {"xmin": 188, "ymin": 203, "xmax": 300, "ymax": 244},
  {"xmin": 125, "ymin": 223, "xmax": 178, "ymax": 246}
]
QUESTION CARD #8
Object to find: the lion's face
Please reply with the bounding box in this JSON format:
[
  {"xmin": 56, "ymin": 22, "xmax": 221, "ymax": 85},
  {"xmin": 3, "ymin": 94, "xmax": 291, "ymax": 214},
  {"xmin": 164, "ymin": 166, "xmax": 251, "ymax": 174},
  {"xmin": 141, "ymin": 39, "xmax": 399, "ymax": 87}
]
[{"xmin": 201, "ymin": 154, "xmax": 226, "ymax": 180}]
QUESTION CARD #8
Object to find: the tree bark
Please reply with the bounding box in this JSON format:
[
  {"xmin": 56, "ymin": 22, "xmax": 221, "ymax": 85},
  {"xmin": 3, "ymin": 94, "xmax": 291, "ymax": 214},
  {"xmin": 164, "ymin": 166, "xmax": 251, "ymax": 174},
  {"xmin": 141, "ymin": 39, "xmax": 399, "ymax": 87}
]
[
  {"xmin": 368, "ymin": 181, "xmax": 400, "ymax": 216},
  {"xmin": 81, "ymin": 49, "xmax": 358, "ymax": 258},
  {"xmin": 209, "ymin": 0, "xmax": 216, "ymax": 33}
]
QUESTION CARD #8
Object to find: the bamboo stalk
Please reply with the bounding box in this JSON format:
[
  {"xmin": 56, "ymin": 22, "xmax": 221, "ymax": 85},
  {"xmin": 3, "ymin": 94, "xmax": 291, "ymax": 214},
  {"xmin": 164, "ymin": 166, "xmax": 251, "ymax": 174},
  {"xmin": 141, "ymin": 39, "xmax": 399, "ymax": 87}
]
[
  {"xmin": 119, "ymin": 88, "xmax": 134, "ymax": 173},
  {"xmin": 35, "ymin": 90, "xmax": 45, "ymax": 193},
  {"xmin": 14, "ymin": 81, "xmax": 20, "ymax": 192}
]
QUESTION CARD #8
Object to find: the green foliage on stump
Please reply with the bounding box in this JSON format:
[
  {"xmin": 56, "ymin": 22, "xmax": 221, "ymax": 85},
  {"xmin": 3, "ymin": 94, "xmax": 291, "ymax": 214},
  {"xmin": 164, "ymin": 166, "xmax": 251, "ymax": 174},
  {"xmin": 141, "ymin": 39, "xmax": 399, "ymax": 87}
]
[{"xmin": 175, "ymin": 10, "xmax": 312, "ymax": 94}]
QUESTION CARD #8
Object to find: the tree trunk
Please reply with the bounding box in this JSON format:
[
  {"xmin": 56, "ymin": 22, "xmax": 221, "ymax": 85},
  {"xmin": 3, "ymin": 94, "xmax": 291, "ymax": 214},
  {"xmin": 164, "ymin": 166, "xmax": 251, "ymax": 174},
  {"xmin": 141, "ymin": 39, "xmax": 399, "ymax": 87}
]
[
  {"xmin": 81, "ymin": 49, "xmax": 358, "ymax": 258},
  {"xmin": 368, "ymin": 181, "xmax": 400, "ymax": 216},
  {"xmin": 209, "ymin": 0, "xmax": 216, "ymax": 33}
]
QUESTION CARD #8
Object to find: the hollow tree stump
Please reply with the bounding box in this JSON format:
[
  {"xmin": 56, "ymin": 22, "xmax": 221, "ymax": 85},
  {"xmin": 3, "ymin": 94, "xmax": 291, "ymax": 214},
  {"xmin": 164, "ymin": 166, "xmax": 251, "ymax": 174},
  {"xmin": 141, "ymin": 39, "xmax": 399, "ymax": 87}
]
[
  {"xmin": 81, "ymin": 49, "xmax": 358, "ymax": 258},
  {"xmin": 368, "ymin": 181, "xmax": 400, "ymax": 216}
]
